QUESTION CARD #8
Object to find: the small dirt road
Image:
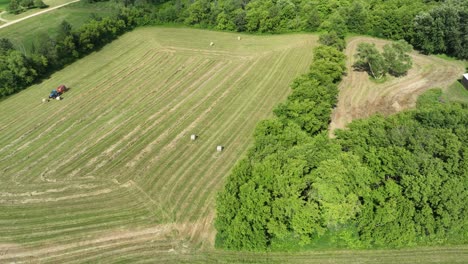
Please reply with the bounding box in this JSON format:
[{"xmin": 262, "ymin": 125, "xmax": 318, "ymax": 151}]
[{"xmin": 0, "ymin": 0, "xmax": 79, "ymax": 30}]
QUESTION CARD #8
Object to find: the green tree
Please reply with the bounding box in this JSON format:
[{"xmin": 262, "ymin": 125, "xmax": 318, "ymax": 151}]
[
  {"xmin": 33, "ymin": 0, "xmax": 47, "ymax": 8},
  {"xmin": 319, "ymin": 31, "xmax": 345, "ymax": 51},
  {"xmin": 7, "ymin": 0, "xmax": 21, "ymax": 14},
  {"xmin": 353, "ymin": 42, "xmax": 387, "ymax": 79},
  {"xmin": 383, "ymin": 40, "xmax": 413, "ymax": 76}
]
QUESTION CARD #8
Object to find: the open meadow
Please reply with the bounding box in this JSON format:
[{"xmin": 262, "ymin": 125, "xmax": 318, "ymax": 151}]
[{"xmin": 0, "ymin": 27, "xmax": 319, "ymax": 262}]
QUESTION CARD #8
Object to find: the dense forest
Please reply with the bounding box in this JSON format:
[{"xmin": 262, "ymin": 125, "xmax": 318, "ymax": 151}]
[
  {"xmin": 215, "ymin": 37, "xmax": 467, "ymax": 250},
  {"xmin": 154, "ymin": 0, "xmax": 467, "ymax": 59}
]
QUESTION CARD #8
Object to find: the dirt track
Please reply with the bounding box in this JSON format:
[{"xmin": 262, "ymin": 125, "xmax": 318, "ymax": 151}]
[{"xmin": 329, "ymin": 37, "xmax": 465, "ymax": 134}]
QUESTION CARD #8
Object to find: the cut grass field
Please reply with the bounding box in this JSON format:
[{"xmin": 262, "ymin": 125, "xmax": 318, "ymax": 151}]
[
  {"xmin": 1, "ymin": 27, "xmax": 467, "ymax": 262},
  {"xmin": 0, "ymin": 27, "xmax": 319, "ymax": 261},
  {"xmin": 329, "ymin": 36, "xmax": 465, "ymax": 133}
]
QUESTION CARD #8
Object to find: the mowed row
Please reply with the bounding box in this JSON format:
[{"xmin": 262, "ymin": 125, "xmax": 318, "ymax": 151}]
[{"xmin": 0, "ymin": 27, "xmax": 318, "ymax": 261}]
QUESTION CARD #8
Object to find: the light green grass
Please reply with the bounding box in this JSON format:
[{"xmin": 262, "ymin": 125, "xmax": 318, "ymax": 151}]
[
  {"xmin": 1, "ymin": 0, "xmax": 77, "ymax": 19},
  {"xmin": 0, "ymin": 27, "xmax": 319, "ymax": 261},
  {"xmin": 0, "ymin": 2, "xmax": 117, "ymax": 51},
  {"xmin": 442, "ymin": 80, "xmax": 468, "ymax": 104}
]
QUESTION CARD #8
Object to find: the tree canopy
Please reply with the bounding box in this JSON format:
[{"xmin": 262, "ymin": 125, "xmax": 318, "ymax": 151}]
[{"xmin": 353, "ymin": 40, "xmax": 413, "ymax": 79}]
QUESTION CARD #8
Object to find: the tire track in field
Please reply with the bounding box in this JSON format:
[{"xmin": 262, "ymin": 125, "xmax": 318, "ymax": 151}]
[
  {"xmin": 0, "ymin": 48, "xmax": 162, "ymax": 175},
  {"xmin": 161, "ymin": 58, "xmax": 268, "ymax": 210},
  {"xmin": 55, "ymin": 52, "xmax": 183, "ymax": 177},
  {"xmin": 330, "ymin": 37, "xmax": 464, "ymax": 133},
  {"xmin": 184, "ymin": 47, "xmax": 310, "ymax": 223},
  {"xmin": 86, "ymin": 55, "xmax": 212, "ymax": 173},
  {"xmin": 0, "ymin": 188, "xmax": 157, "ymax": 248},
  {"xmin": 82, "ymin": 56, "xmax": 218, "ymax": 179},
  {"xmin": 64, "ymin": 53, "xmax": 194, "ymax": 176},
  {"xmin": 14, "ymin": 50, "xmax": 174, "ymax": 181},
  {"xmin": 144, "ymin": 59, "xmax": 249, "ymax": 166},
  {"xmin": 125, "ymin": 59, "xmax": 230, "ymax": 168},
  {"xmin": 170, "ymin": 49, "xmax": 295, "ymax": 219},
  {"xmin": 157, "ymin": 48, "xmax": 293, "ymax": 219},
  {"xmin": 0, "ymin": 46, "xmax": 154, "ymax": 152},
  {"xmin": 136, "ymin": 59, "xmax": 253, "ymax": 192}
]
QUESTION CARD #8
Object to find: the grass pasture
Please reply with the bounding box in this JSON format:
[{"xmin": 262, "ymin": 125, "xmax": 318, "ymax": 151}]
[
  {"xmin": 442, "ymin": 80, "xmax": 468, "ymax": 104},
  {"xmin": 0, "ymin": 27, "xmax": 318, "ymax": 261}
]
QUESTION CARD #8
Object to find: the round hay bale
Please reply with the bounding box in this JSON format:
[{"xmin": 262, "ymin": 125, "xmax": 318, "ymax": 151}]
[
  {"xmin": 237, "ymin": 36, "xmax": 241, "ymax": 40},
  {"xmin": 42, "ymin": 98, "xmax": 47, "ymax": 103},
  {"xmin": 190, "ymin": 134, "xmax": 197, "ymax": 141},
  {"xmin": 210, "ymin": 42, "xmax": 214, "ymax": 46},
  {"xmin": 56, "ymin": 96, "xmax": 61, "ymax": 101},
  {"xmin": 217, "ymin": 146, "xmax": 223, "ymax": 152}
]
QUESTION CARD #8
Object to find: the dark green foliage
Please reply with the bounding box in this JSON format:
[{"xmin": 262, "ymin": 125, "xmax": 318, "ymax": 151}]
[
  {"xmin": 33, "ymin": 0, "xmax": 46, "ymax": 8},
  {"xmin": 153, "ymin": 0, "xmax": 465, "ymax": 58},
  {"xmin": 382, "ymin": 40, "xmax": 413, "ymax": 77},
  {"xmin": 0, "ymin": 6, "xmax": 144, "ymax": 97},
  {"xmin": 335, "ymin": 99, "xmax": 467, "ymax": 247},
  {"xmin": 7, "ymin": 0, "xmax": 20, "ymax": 14},
  {"xmin": 216, "ymin": 25, "xmax": 466, "ymax": 250},
  {"xmin": 319, "ymin": 31, "xmax": 345, "ymax": 51},
  {"xmin": 7, "ymin": 0, "xmax": 46, "ymax": 14},
  {"xmin": 216, "ymin": 38, "xmax": 347, "ymax": 251},
  {"xmin": 353, "ymin": 42, "xmax": 387, "ymax": 79},
  {"xmin": 354, "ymin": 40, "xmax": 413, "ymax": 79},
  {"xmin": 0, "ymin": 39, "xmax": 14, "ymax": 55},
  {"xmin": 413, "ymin": 1, "xmax": 467, "ymax": 59}
]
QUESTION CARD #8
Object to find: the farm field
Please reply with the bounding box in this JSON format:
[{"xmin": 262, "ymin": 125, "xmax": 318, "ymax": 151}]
[
  {"xmin": 0, "ymin": 27, "xmax": 319, "ymax": 261},
  {"xmin": 329, "ymin": 36, "xmax": 465, "ymax": 133}
]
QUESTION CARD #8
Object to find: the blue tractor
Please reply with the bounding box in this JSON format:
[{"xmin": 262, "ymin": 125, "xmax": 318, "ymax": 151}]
[{"xmin": 49, "ymin": 90, "xmax": 60, "ymax": 99}]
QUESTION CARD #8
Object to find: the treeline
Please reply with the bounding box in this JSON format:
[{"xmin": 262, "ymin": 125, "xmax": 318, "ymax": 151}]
[
  {"xmin": 215, "ymin": 34, "xmax": 467, "ymax": 250},
  {"xmin": 7, "ymin": 0, "xmax": 47, "ymax": 15},
  {"xmin": 0, "ymin": 7, "xmax": 146, "ymax": 97},
  {"xmin": 153, "ymin": 0, "xmax": 467, "ymax": 59},
  {"xmin": 215, "ymin": 35, "xmax": 348, "ymax": 250}
]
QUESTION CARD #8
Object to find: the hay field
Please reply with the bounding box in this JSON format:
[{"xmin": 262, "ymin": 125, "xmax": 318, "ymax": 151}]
[{"xmin": 0, "ymin": 27, "xmax": 318, "ymax": 262}]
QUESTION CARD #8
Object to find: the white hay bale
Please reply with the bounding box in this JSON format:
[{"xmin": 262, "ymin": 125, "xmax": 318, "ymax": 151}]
[
  {"xmin": 56, "ymin": 96, "xmax": 61, "ymax": 101},
  {"xmin": 190, "ymin": 134, "xmax": 197, "ymax": 141},
  {"xmin": 42, "ymin": 98, "xmax": 47, "ymax": 103},
  {"xmin": 237, "ymin": 36, "xmax": 241, "ymax": 40},
  {"xmin": 210, "ymin": 42, "xmax": 214, "ymax": 46},
  {"xmin": 217, "ymin": 145, "xmax": 223, "ymax": 152}
]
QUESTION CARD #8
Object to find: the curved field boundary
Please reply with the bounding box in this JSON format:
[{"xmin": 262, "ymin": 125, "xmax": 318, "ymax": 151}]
[{"xmin": 329, "ymin": 36, "xmax": 465, "ymax": 133}]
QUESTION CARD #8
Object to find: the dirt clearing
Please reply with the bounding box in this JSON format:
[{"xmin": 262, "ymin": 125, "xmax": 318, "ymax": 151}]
[{"xmin": 329, "ymin": 36, "xmax": 465, "ymax": 133}]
